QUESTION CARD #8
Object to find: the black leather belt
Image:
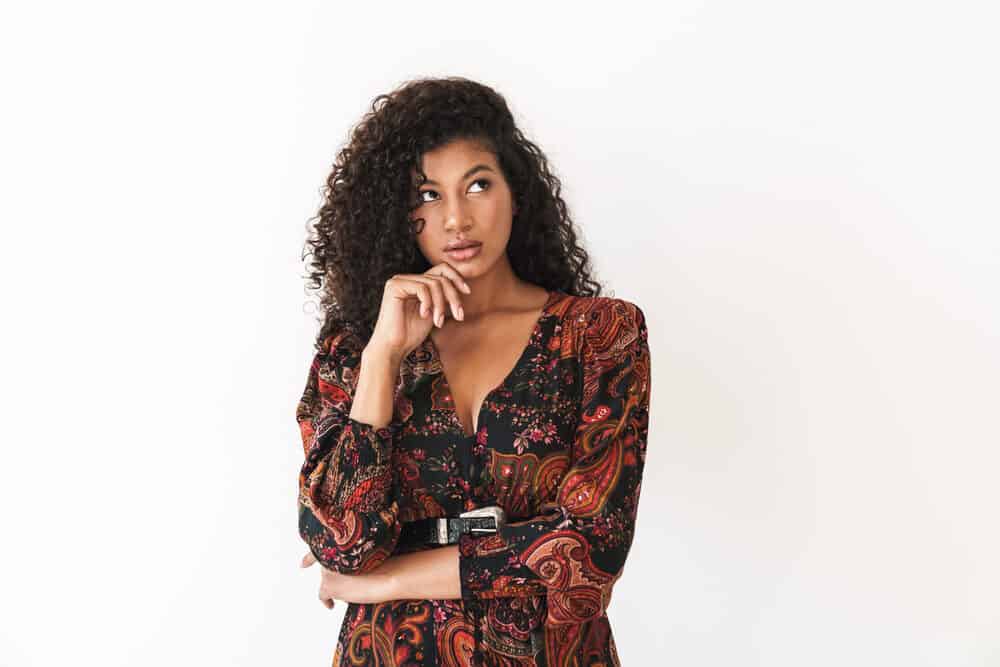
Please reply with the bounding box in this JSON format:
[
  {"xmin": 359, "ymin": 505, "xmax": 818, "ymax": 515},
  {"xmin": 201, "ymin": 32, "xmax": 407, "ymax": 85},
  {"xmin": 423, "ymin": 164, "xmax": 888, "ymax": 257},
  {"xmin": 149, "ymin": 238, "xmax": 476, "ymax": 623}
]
[{"xmin": 399, "ymin": 506, "xmax": 506, "ymax": 545}]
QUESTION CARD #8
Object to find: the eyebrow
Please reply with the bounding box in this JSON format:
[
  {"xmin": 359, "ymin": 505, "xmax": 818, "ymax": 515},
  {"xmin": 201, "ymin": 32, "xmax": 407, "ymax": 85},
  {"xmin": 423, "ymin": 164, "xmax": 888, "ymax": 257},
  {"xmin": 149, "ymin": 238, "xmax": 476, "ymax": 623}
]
[{"xmin": 420, "ymin": 164, "xmax": 496, "ymax": 187}]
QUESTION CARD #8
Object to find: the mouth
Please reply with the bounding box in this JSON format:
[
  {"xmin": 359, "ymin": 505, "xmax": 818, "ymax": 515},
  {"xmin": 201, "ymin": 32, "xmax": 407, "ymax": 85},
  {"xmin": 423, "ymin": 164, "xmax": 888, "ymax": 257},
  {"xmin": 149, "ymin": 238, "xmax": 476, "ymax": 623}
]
[
  {"xmin": 444, "ymin": 240, "xmax": 482, "ymax": 251},
  {"xmin": 444, "ymin": 242, "xmax": 483, "ymax": 261}
]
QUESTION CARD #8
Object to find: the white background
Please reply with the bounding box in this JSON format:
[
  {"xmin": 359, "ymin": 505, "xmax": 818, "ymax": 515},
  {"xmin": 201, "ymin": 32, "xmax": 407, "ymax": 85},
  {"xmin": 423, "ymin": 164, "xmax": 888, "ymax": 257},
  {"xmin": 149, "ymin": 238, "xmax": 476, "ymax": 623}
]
[{"xmin": 1, "ymin": 1, "xmax": 998, "ymax": 665}]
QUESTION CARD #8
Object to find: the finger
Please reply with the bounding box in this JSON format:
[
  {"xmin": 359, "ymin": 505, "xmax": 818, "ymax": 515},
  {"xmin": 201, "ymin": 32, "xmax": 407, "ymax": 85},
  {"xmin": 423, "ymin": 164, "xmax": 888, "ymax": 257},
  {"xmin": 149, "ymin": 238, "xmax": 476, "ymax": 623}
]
[
  {"xmin": 301, "ymin": 552, "xmax": 316, "ymax": 567},
  {"xmin": 386, "ymin": 275, "xmax": 433, "ymax": 319},
  {"xmin": 416, "ymin": 267, "xmax": 467, "ymax": 323},
  {"xmin": 404, "ymin": 275, "xmax": 448, "ymax": 328},
  {"xmin": 424, "ymin": 275, "xmax": 448, "ymax": 327},
  {"xmin": 429, "ymin": 263, "xmax": 471, "ymax": 296},
  {"xmin": 427, "ymin": 271, "xmax": 465, "ymax": 322},
  {"xmin": 413, "ymin": 281, "xmax": 434, "ymax": 320}
]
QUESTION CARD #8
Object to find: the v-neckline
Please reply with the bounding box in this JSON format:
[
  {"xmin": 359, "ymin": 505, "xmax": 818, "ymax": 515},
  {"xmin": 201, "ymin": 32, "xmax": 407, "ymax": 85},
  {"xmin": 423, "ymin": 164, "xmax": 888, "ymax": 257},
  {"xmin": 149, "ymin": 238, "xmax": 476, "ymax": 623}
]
[{"xmin": 426, "ymin": 289, "xmax": 563, "ymax": 439}]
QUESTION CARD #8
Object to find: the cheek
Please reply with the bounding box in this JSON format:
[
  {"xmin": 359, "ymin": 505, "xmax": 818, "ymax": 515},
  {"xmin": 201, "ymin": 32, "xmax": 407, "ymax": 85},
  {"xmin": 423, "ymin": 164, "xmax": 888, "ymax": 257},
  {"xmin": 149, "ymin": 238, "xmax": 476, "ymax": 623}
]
[
  {"xmin": 489, "ymin": 219, "xmax": 514, "ymax": 245},
  {"xmin": 413, "ymin": 225, "xmax": 443, "ymax": 259}
]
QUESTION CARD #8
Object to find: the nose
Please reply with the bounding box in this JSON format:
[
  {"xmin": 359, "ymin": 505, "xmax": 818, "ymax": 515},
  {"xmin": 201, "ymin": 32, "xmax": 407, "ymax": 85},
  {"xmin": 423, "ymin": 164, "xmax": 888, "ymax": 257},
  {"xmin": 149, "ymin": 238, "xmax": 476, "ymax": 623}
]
[{"xmin": 443, "ymin": 199, "xmax": 471, "ymax": 231}]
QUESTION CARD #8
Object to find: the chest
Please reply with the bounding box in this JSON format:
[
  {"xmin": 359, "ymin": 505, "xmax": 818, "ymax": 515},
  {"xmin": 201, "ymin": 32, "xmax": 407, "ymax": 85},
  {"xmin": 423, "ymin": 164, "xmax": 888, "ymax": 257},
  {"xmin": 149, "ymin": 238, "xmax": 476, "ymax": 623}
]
[
  {"xmin": 430, "ymin": 310, "xmax": 542, "ymax": 438},
  {"xmin": 392, "ymin": 311, "xmax": 582, "ymax": 521}
]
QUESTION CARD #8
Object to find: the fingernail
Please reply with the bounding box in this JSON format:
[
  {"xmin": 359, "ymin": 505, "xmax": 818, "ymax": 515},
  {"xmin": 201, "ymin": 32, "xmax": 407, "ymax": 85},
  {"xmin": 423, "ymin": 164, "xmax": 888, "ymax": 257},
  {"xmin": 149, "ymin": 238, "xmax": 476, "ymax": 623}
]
[
  {"xmin": 457, "ymin": 306, "xmax": 464, "ymax": 320},
  {"xmin": 463, "ymin": 282, "xmax": 471, "ymax": 293}
]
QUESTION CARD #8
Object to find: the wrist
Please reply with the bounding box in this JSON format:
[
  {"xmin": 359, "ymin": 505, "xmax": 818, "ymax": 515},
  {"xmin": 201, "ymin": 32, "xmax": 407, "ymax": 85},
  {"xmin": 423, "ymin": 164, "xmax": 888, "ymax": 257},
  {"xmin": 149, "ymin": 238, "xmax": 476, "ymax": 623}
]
[
  {"xmin": 362, "ymin": 341, "xmax": 403, "ymax": 369},
  {"xmin": 379, "ymin": 555, "xmax": 406, "ymax": 601}
]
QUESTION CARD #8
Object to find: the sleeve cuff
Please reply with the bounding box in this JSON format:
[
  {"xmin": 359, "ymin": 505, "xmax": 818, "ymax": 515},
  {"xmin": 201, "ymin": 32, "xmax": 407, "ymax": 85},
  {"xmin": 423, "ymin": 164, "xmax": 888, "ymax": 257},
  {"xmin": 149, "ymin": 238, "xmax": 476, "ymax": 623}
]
[
  {"xmin": 343, "ymin": 416, "xmax": 400, "ymax": 465},
  {"xmin": 457, "ymin": 532, "xmax": 545, "ymax": 599}
]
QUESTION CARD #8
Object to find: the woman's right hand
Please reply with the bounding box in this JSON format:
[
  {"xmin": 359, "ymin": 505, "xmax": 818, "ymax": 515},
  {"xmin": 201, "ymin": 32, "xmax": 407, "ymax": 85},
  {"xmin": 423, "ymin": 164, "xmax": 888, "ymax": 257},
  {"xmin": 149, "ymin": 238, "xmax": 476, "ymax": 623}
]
[{"xmin": 366, "ymin": 264, "xmax": 472, "ymax": 361}]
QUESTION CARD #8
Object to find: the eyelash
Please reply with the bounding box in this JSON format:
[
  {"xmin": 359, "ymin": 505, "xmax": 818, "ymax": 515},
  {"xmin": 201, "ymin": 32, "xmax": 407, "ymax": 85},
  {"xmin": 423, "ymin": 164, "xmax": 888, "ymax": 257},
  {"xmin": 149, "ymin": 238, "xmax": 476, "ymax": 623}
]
[{"xmin": 419, "ymin": 178, "xmax": 490, "ymax": 202}]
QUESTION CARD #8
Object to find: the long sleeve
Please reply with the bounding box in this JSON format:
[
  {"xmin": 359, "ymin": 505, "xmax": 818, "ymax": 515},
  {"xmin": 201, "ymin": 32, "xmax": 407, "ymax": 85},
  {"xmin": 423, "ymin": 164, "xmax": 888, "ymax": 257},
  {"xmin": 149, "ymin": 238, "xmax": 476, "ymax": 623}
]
[
  {"xmin": 457, "ymin": 299, "xmax": 651, "ymax": 624},
  {"xmin": 295, "ymin": 330, "xmax": 403, "ymax": 575}
]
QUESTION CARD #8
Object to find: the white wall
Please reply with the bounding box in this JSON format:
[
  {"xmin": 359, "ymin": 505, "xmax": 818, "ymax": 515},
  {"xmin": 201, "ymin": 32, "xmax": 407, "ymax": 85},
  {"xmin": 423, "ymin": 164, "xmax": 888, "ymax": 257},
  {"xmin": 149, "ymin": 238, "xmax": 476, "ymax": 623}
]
[{"xmin": 1, "ymin": 1, "xmax": 997, "ymax": 665}]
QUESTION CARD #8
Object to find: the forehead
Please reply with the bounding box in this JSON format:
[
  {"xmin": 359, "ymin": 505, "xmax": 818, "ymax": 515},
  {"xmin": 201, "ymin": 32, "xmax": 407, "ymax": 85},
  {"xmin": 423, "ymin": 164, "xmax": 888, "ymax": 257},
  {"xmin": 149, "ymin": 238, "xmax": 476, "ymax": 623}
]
[{"xmin": 415, "ymin": 138, "xmax": 498, "ymax": 178}]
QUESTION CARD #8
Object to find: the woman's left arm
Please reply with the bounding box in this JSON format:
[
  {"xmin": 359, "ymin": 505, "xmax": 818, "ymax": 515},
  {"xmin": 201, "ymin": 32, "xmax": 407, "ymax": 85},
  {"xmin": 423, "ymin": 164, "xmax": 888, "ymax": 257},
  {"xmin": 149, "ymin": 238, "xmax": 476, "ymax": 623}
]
[
  {"xmin": 455, "ymin": 300, "xmax": 651, "ymax": 620},
  {"xmin": 302, "ymin": 545, "xmax": 460, "ymax": 605}
]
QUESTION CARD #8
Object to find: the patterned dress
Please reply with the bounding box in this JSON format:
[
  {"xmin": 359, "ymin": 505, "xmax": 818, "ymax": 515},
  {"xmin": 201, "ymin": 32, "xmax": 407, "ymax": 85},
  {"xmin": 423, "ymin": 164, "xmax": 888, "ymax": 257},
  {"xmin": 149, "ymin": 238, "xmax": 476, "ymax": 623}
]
[{"xmin": 296, "ymin": 289, "xmax": 652, "ymax": 666}]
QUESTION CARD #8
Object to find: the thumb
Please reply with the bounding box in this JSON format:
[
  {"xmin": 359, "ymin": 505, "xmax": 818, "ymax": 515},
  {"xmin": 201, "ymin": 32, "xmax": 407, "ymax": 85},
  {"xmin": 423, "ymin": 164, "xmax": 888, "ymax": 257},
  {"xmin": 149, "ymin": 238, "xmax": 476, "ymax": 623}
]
[{"xmin": 301, "ymin": 551, "xmax": 317, "ymax": 568}]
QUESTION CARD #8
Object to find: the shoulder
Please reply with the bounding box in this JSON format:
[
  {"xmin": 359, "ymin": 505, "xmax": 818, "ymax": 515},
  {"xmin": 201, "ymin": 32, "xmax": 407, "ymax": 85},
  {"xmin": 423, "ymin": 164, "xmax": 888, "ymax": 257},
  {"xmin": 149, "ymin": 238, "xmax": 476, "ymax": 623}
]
[
  {"xmin": 319, "ymin": 322, "xmax": 366, "ymax": 358},
  {"xmin": 297, "ymin": 326, "xmax": 368, "ymax": 432},
  {"xmin": 563, "ymin": 295, "xmax": 646, "ymax": 338},
  {"xmin": 556, "ymin": 294, "xmax": 647, "ymax": 364},
  {"xmin": 315, "ymin": 327, "xmax": 367, "ymax": 388}
]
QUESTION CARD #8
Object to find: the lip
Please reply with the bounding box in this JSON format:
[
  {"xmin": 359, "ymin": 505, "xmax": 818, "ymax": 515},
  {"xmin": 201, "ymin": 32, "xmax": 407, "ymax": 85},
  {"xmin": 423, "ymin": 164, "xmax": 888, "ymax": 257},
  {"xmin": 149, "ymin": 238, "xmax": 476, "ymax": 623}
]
[
  {"xmin": 444, "ymin": 243, "xmax": 483, "ymax": 261},
  {"xmin": 444, "ymin": 240, "xmax": 482, "ymax": 251}
]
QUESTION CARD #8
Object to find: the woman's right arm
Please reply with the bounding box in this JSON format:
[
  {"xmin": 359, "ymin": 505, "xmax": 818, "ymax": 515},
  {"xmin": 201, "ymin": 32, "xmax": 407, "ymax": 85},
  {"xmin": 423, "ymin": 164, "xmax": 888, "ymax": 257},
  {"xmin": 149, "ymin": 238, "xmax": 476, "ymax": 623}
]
[
  {"xmin": 296, "ymin": 269, "xmax": 471, "ymax": 575},
  {"xmin": 296, "ymin": 332, "xmax": 404, "ymax": 576}
]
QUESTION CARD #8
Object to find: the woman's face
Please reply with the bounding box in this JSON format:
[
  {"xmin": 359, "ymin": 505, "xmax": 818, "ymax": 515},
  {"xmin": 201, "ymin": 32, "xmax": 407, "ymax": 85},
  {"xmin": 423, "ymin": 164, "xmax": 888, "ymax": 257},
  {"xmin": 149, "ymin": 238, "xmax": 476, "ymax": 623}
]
[{"xmin": 410, "ymin": 137, "xmax": 517, "ymax": 279}]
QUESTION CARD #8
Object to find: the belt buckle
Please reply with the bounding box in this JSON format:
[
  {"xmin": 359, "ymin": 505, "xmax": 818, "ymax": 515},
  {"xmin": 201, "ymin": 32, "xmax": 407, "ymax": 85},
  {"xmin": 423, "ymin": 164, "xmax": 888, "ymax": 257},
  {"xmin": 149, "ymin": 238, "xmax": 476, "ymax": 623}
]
[
  {"xmin": 435, "ymin": 518, "xmax": 449, "ymax": 545},
  {"xmin": 459, "ymin": 505, "xmax": 506, "ymax": 533}
]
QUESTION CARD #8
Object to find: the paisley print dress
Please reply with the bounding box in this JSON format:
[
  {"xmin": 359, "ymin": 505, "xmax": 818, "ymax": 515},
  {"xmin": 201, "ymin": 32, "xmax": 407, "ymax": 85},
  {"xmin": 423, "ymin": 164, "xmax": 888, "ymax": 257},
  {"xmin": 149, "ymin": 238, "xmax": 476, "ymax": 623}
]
[{"xmin": 296, "ymin": 289, "xmax": 652, "ymax": 666}]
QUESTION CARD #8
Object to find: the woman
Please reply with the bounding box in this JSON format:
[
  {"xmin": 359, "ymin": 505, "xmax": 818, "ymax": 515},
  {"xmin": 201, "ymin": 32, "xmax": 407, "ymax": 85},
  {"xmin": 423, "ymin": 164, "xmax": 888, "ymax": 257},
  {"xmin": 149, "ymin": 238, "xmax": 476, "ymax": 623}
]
[{"xmin": 296, "ymin": 76, "xmax": 651, "ymax": 666}]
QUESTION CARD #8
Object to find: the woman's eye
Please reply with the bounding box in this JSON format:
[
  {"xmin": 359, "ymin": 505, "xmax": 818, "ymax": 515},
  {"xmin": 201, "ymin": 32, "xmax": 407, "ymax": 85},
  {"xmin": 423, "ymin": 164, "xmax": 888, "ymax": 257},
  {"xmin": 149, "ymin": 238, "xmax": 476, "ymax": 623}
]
[{"xmin": 418, "ymin": 179, "xmax": 489, "ymax": 203}]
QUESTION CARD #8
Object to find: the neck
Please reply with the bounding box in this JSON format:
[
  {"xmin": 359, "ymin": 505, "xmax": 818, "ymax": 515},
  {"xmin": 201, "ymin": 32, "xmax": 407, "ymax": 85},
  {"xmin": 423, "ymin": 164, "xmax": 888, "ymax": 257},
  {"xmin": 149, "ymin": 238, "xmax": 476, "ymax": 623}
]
[{"xmin": 457, "ymin": 266, "xmax": 536, "ymax": 320}]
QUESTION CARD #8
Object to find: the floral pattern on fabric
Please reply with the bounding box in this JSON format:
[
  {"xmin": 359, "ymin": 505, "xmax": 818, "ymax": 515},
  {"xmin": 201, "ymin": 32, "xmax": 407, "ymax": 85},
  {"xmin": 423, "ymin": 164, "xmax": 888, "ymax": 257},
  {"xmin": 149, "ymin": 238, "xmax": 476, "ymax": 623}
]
[{"xmin": 296, "ymin": 291, "xmax": 651, "ymax": 666}]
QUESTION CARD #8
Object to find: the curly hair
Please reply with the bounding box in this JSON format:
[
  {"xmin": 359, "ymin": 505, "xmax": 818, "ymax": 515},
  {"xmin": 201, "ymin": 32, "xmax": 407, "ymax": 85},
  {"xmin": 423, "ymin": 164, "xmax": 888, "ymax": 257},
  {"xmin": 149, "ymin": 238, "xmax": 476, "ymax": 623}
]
[{"xmin": 301, "ymin": 75, "xmax": 605, "ymax": 352}]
